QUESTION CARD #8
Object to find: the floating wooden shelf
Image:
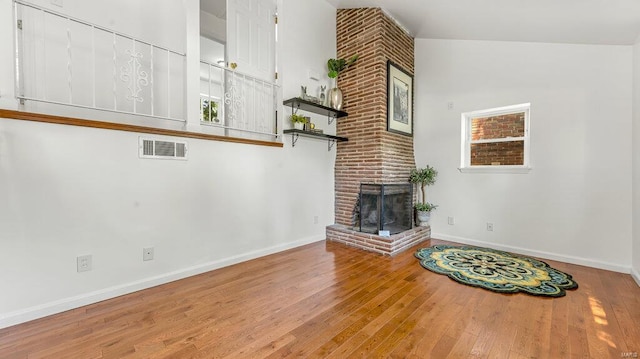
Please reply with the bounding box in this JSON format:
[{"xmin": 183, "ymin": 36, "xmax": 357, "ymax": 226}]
[
  {"xmin": 283, "ymin": 97, "xmax": 347, "ymax": 125},
  {"xmin": 283, "ymin": 129, "xmax": 347, "ymax": 151},
  {"xmin": 283, "ymin": 98, "xmax": 349, "ymax": 150}
]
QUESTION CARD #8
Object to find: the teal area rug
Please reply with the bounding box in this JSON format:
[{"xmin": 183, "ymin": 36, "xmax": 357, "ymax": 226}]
[{"xmin": 415, "ymin": 245, "xmax": 578, "ymax": 297}]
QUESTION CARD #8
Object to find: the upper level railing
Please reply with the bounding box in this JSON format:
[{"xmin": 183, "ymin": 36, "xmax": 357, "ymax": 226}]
[
  {"xmin": 13, "ymin": 0, "xmax": 280, "ymax": 141},
  {"xmin": 199, "ymin": 60, "xmax": 279, "ymax": 139},
  {"xmin": 14, "ymin": 0, "xmax": 186, "ymax": 122}
]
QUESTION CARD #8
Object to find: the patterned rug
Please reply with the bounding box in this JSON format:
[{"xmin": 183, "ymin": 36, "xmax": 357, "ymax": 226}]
[{"xmin": 415, "ymin": 245, "xmax": 578, "ymax": 297}]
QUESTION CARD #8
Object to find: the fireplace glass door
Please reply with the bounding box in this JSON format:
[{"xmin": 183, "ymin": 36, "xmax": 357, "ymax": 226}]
[{"xmin": 359, "ymin": 183, "xmax": 413, "ymax": 235}]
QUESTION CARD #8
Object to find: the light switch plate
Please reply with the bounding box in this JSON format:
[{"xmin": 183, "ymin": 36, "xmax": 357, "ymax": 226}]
[{"xmin": 77, "ymin": 255, "xmax": 92, "ymax": 272}]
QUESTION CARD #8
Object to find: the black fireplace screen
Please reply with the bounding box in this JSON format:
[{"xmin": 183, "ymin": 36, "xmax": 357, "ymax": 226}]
[{"xmin": 359, "ymin": 183, "xmax": 413, "ymax": 235}]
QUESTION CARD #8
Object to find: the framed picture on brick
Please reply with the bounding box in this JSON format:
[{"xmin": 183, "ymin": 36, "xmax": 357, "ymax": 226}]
[{"xmin": 387, "ymin": 60, "xmax": 413, "ymax": 136}]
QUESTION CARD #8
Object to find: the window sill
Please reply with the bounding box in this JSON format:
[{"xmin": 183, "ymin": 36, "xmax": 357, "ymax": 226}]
[{"xmin": 458, "ymin": 166, "xmax": 532, "ymax": 174}]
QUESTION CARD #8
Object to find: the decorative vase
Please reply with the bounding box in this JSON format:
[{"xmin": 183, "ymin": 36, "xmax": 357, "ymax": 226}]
[
  {"xmin": 329, "ymin": 87, "xmax": 343, "ymax": 110},
  {"xmin": 416, "ymin": 210, "xmax": 431, "ymax": 226},
  {"xmin": 293, "ymin": 122, "xmax": 304, "ymax": 130}
]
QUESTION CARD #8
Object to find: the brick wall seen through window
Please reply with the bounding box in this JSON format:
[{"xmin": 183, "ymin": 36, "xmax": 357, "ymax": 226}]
[
  {"xmin": 460, "ymin": 103, "xmax": 530, "ymax": 172},
  {"xmin": 470, "ymin": 113, "xmax": 525, "ymax": 166}
]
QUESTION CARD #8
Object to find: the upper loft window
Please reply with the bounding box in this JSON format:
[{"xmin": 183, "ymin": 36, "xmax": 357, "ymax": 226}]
[
  {"xmin": 200, "ymin": 94, "xmax": 221, "ymax": 123},
  {"xmin": 460, "ymin": 103, "xmax": 531, "ymax": 173}
]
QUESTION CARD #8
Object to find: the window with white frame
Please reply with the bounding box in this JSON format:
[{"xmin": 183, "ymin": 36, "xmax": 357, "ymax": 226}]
[
  {"xmin": 200, "ymin": 95, "xmax": 221, "ymax": 123},
  {"xmin": 460, "ymin": 103, "xmax": 531, "ymax": 173}
]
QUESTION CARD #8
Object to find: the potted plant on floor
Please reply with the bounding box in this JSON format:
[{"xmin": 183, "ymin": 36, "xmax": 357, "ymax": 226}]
[
  {"xmin": 414, "ymin": 202, "xmax": 438, "ymax": 226},
  {"xmin": 326, "ymin": 54, "xmax": 358, "ymax": 110},
  {"xmin": 409, "ymin": 165, "xmax": 438, "ymax": 226}
]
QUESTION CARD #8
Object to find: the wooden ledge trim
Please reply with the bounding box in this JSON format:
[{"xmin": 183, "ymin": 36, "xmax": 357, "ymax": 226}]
[{"xmin": 0, "ymin": 109, "xmax": 284, "ymax": 148}]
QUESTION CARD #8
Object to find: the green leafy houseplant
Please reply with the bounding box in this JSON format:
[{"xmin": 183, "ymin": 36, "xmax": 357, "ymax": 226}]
[
  {"xmin": 415, "ymin": 202, "xmax": 438, "ymax": 212},
  {"xmin": 289, "ymin": 113, "xmax": 307, "ymax": 124},
  {"xmin": 327, "ymin": 55, "xmax": 359, "ymax": 79},
  {"xmin": 409, "ymin": 165, "xmax": 438, "ymax": 211}
]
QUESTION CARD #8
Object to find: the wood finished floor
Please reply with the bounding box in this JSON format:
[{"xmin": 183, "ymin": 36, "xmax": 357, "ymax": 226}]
[{"xmin": 1, "ymin": 238, "xmax": 639, "ymax": 358}]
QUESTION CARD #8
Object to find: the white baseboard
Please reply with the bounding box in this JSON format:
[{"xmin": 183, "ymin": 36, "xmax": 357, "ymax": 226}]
[
  {"xmin": 0, "ymin": 235, "xmax": 325, "ymax": 329},
  {"xmin": 632, "ymin": 267, "xmax": 640, "ymax": 287},
  {"xmin": 432, "ymin": 233, "xmax": 631, "ymax": 274}
]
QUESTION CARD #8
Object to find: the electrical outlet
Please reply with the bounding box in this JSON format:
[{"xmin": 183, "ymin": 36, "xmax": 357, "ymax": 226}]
[
  {"xmin": 143, "ymin": 247, "xmax": 154, "ymax": 261},
  {"xmin": 314, "ymin": 216, "xmax": 319, "ymax": 224},
  {"xmin": 447, "ymin": 102, "xmax": 454, "ymax": 110},
  {"xmin": 447, "ymin": 216, "xmax": 455, "ymax": 225},
  {"xmin": 77, "ymin": 255, "xmax": 92, "ymax": 272},
  {"xmin": 486, "ymin": 223, "xmax": 494, "ymax": 231}
]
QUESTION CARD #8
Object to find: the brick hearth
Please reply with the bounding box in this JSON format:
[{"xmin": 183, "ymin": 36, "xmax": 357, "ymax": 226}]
[
  {"xmin": 326, "ymin": 8, "xmax": 430, "ymax": 255},
  {"xmin": 327, "ymin": 224, "xmax": 431, "ymax": 256}
]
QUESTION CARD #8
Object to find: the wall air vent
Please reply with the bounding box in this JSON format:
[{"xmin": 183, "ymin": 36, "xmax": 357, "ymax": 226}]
[{"xmin": 139, "ymin": 137, "xmax": 188, "ymax": 160}]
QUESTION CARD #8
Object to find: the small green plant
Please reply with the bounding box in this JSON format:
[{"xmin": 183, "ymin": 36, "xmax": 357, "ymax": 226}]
[
  {"xmin": 415, "ymin": 202, "xmax": 438, "ymax": 212},
  {"xmin": 409, "ymin": 165, "xmax": 438, "ymax": 212},
  {"xmin": 290, "ymin": 113, "xmax": 307, "ymax": 124},
  {"xmin": 409, "ymin": 166, "xmax": 437, "ymax": 187},
  {"xmin": 327, "ymin": 55, "xmax": 358, "ymax": 79}
]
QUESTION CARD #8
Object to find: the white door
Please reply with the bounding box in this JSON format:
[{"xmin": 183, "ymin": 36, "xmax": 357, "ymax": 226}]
[
  {"xmin": 226, "ymin": 0, "xmax": 276, "ymax": 82},
  {"xmin": 225, "ymin": 0, "xmax": 277, "ymax": 138}
]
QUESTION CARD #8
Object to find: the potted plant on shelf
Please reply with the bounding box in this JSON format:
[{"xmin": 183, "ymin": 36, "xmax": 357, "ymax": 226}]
[
  {"xmin": 409, "ymin": 165, "xmax": 438, "ymax": 226},
  {"xmin": 290, "ymin": 113, "xmax": 307, "ymax": 130},
  {"xmin": 327, "ymin": 54, "xmax": 358, "ymax": 110}
]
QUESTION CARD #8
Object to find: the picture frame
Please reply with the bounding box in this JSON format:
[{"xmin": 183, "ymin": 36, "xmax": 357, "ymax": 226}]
[{"xmin": 387, "ymin": 61, "xmax": 413, "ymax": 136}]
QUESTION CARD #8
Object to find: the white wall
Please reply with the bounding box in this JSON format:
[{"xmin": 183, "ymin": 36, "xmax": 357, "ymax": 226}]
[
  {"xmin": 0, "ymin": 0, "xmax": 18, "ymax": 107},
  {"xmin": 0, "ymin": 0, "xmax": 338, "ymax": 328},
  {"xmin": 200, "ymin": 10, "xmax": 226, "ymax": 44},
  {"xmin": 633, "ymin": 37, "xmax": 640, "ymax": 284},
  {"xmin": 280, "ymin": 0, "xmax": 335, "ymax": 106},
  {"xmin": 20, "ymin": 0, "xmax": 185, "ymax": 51},
  {"xmin": 415, "ymin": 39, "xmax": 633, "ymax": 272}
]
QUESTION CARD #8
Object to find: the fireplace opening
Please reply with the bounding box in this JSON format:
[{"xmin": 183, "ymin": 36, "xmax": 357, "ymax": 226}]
[{"xmin": 358, "ymin": 183, "xmax": 413, "ymax": 235}]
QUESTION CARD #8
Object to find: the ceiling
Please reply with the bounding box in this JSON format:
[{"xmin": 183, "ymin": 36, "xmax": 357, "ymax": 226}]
[
  {"xmin": 200, "ymin": 0, "xmax": 225, "ymax": 20},
  {"xmin": 325, "ymin": 0, "xmax": 640, "ymax": 45}
]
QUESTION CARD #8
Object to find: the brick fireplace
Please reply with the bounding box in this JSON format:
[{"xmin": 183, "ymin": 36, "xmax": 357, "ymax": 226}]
[{"xmin": 326, "ymin": 8, "xmax": 431, "ymax": 255}]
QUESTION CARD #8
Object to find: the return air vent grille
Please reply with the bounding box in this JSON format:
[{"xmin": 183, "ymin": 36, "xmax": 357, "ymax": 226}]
[{"xmin": 139, "ymin": 137, "xmax": 188, "ymax": 160}]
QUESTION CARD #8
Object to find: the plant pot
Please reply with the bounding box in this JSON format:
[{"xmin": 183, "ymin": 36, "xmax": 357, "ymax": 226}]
[
  {"xmin": 416, "ymin": 210, "xmax": 431, "ymax": 226},
  {"xmin": 329, "ymin": 87, "xmax": 343, "ymax": 110},
  {"xmin": 293, "ymin": 122, "xmax": 304, "ymax": 130}
]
